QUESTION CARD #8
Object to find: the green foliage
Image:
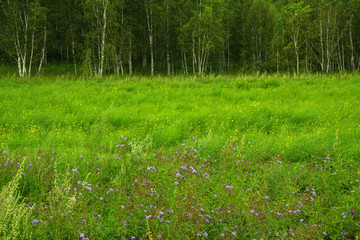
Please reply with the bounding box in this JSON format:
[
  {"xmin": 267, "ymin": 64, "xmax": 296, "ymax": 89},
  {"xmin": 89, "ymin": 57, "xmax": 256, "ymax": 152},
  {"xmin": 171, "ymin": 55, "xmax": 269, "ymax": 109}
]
[
  {"xmin": 0, "ymin": 75, "xmax": 359, "ymax": 239},
  {"xmin": 0, "ymin": 162, "xmax": 33, "ymax": 240}
]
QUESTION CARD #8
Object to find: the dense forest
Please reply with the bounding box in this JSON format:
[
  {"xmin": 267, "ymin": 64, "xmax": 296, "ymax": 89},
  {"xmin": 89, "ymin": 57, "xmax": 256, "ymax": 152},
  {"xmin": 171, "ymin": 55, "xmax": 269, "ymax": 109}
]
[{"xmin": 1, "ymin": 0, "xmax": 360, "ymax": 77}]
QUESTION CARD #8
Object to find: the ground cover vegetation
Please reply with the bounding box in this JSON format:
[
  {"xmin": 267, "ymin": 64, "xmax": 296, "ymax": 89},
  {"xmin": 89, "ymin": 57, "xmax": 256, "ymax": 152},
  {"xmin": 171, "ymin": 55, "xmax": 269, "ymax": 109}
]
[{"xmin": 0, "ymin": 74, "xmax": 359, "ymax": 239}]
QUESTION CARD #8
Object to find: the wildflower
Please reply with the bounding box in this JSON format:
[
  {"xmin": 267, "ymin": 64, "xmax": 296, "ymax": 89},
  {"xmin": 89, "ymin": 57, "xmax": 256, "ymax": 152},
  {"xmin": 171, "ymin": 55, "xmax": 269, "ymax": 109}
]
[
  {"xmin": 300, "ymin": 219, "xmax": 304, "ymax": 222},
  {"xmin": 147, "ymin": 166, "xmax": 156, "ymax": 172},
  {"xmin": 231, "ymin": 231, "xmax": 237, "ymax": 236},
  {"xmin": 348, "ymin": 210, "xmax": 356, "ymax": 216},
  {"xmin": 323, "ymin": 232, "xmax": 327, "ymax": 236},
  {"xmin": 174, "ymin": 181, "xmax": 179, "ymax": 185},
  {"xmin": 158, "ymin": 234, "xmax": 162, "ymax": 238},
  {"xmin": 146, "ymin": 215, "xmax": 152, "ymax": 220},
  {"xmin": 100, "ymin": 197, "xmax": 103, "ymax": 200},
  {"xmin": 204, "ymin": 232, "xmax": 208, "ymax": 237},
  {"xmin": 176, "ymin": 172, "xmax": 183, "ymax": 178},
  {"xmin": 80, "ymin": 233, "xmax": 85, "ymax": 238},
  {"xmin": 31, "ymin": 219, "xmax": 39, "ymax": 225},
  {"xmin": 72, "ymin": 169, "xmax": 78, "ymax": 173}
]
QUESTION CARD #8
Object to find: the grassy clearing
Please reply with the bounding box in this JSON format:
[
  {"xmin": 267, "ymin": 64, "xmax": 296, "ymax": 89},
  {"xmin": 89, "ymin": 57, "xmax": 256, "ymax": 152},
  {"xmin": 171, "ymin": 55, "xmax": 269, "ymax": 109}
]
[{"xmin": 0, "ymin": 74, "xmax": 359, "ymax": 239}]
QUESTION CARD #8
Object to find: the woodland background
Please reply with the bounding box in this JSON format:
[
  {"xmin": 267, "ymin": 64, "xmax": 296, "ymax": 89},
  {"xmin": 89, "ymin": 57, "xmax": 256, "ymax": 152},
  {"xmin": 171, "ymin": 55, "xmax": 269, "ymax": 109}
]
[{"xmin": 1, "ymin": 0, "xmax": 360, "ymax": 77}]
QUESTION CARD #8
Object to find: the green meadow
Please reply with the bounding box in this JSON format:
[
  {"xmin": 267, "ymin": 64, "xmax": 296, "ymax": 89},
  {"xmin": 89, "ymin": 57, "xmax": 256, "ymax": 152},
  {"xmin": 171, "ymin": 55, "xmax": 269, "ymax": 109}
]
[{"xmin": 0, "ymin": 74, "xmax": 360, "ymax": 239}]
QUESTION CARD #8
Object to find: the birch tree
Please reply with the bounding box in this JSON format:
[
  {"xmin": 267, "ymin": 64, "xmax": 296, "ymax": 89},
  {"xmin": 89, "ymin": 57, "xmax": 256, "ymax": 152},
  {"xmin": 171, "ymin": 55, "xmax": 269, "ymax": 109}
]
[
  {"xmin": 84, "ymin": 0, "xmax": 109, "ymax": 76},
  {"xmin": 282, "ymin": 1, "xmax": 311, "ymax": 75},
  {"xmin": 144, "ymin": 0, "xmax": 155, "ymax": 76},
  {"xmin": 179, "ymin": 0, "xmax": 225, "ymax": 75},
  {"xmin": 1, "ymin": 0, "xmax": 46, "ymax": 77}
]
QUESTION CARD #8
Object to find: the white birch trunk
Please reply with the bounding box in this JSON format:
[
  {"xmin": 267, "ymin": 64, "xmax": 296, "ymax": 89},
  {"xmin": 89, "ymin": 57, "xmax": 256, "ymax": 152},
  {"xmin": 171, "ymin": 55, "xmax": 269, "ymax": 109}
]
[
  {"xmin": 99, "ymin": 0, "xmax": 108, "ymax": 76},
  {"xmin": 145, "ymin": 0, "xmax": 154, "ymax": 76},
  {"xmin": 38, "ymin": 27, "xmax": 47, "ymax": 74},
  {"xmin": 72, "ymin": 40, "xmax": 77, "ymax": 75}
]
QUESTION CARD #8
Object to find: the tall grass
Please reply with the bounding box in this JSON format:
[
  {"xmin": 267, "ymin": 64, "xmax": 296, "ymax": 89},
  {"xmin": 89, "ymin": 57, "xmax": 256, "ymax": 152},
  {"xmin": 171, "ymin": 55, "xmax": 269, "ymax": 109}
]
[{"xmin": 0, "ymin": 74, "xmax": 359, "ymax": 160}]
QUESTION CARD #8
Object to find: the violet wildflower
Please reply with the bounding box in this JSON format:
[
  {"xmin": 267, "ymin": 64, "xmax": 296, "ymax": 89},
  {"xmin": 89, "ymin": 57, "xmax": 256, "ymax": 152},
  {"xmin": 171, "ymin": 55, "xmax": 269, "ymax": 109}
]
[{"xmin": 348, "ymin": 210, "xmax": 356, "ymax": 216}]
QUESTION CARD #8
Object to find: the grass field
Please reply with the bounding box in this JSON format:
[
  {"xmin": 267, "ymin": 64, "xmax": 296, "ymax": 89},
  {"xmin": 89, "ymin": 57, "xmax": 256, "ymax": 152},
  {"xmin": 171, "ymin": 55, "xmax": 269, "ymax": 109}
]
[{"xmin": 0, "ymin": 74, "xmax": 360, "ymax": 239}]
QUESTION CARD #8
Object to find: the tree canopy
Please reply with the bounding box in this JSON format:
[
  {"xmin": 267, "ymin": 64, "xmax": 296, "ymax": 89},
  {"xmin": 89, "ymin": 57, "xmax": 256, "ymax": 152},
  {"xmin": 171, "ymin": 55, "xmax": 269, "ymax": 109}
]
[{"xmin": 1, "ymin": 0, "xmax": 360, "ymax": 76}]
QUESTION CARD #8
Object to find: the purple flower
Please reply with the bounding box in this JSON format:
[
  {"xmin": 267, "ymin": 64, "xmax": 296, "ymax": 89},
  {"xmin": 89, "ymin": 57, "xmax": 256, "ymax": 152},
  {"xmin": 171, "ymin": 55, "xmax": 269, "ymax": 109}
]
[
  {"xmin": 348, "ymin": 210, "xmax": 356, "ymax": 216},
  {"xmin": 146, "ymin": 215, "xmax": 152, "ymax": 220},
  {"xmin": 72, "ymin": 169, "xmax": 78, "ymax": 173},
  {"xmin": 99, "ymin": 197, "xmax": 103, "ymax": 200},
  {"xmin": 204, "ymin": 232, "xmax": 208, "ymax": 237},
  {"xmin": 31, "ymin": 219, "xmax": 39, "ymax": 225},
  {"xmin": 80, "ymin": 233, "xmax": 85, "ymax": 238},
  {"xmin": 174, "ymin": 181, "xmax": 179, "ymax": 185},
  {"xmin": 300, "ymin": 219, "xmax": 304, "ymax": 222},
  {"xmin": 176, "ymin": 172, "xmax": 183, "ymax": 178},
  {"xmin": 323, "ymin": 232, "xmax": 327, "ymax": 236}
]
